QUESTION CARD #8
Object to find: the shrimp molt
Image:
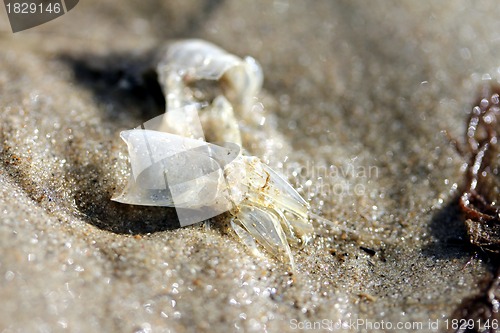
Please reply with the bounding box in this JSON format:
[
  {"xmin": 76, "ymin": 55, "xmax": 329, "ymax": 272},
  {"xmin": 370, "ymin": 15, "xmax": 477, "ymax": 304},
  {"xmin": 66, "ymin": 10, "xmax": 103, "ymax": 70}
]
[{"xmin": 112, "ymin": 39, "xmax": 313, "ymax": 269}]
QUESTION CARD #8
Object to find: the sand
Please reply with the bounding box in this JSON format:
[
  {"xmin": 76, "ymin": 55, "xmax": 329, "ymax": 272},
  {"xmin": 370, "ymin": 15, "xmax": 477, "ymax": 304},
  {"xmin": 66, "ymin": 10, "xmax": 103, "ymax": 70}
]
[{"xmin": 1, "ymin": 1, "xmax": 499, "ymax": 332}]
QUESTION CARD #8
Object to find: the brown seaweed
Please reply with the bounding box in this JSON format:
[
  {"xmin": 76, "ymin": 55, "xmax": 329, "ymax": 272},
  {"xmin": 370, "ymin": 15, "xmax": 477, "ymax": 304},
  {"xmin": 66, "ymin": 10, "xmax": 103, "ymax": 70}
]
[
  {"xmin": 460, "ymin": 83, "xmax": 500, "ymax": 252},
  {"xmin": 453, "ymin": 83, "xmax": 500, "ymax": 333}
]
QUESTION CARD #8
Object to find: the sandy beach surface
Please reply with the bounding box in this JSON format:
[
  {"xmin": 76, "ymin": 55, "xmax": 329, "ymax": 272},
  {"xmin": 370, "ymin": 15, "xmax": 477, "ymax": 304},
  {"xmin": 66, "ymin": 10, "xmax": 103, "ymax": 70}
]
[{"xmin": 1, "ymin": 1, "xmax": 500, "ymax": 332}]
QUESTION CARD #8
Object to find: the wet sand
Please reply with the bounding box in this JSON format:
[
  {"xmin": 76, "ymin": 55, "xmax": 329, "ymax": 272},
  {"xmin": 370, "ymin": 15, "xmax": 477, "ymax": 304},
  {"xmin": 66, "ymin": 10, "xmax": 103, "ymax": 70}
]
[{"xmin": 1, "ymin": 1, "xmax": 499, "ymax": 332}]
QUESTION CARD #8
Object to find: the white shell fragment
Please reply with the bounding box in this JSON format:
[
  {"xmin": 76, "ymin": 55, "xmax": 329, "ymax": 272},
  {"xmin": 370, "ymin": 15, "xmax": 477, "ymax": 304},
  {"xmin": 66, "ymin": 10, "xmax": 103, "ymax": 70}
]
[{"xmin": 113, "ymin": 39, "xmax": 312, "ymax": 269}]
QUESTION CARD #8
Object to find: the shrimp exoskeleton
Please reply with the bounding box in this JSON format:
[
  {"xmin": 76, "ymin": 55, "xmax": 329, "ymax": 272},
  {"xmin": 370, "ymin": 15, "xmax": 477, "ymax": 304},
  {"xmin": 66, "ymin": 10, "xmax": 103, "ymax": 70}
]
[{"xmin": 113, "ymin": 39, "xmax": 313, "ymax": 269}]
